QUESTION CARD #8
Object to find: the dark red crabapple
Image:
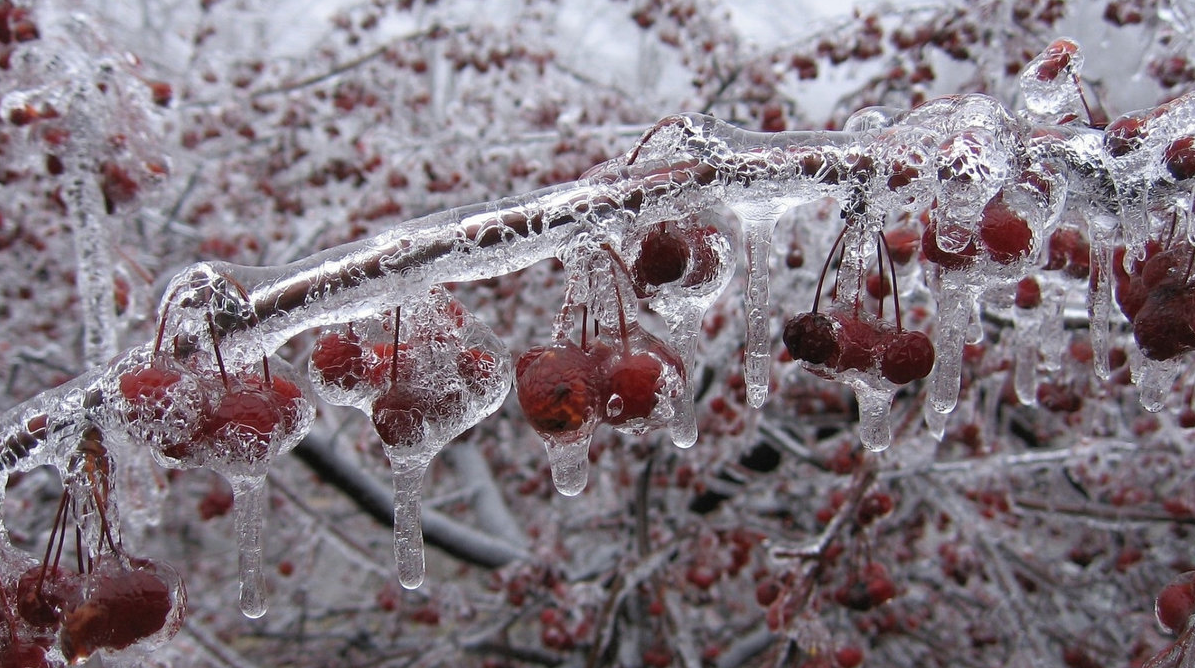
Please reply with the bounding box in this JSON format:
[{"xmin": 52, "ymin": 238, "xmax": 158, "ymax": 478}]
[
  {"xmin": 782, "ymin": 312, "xmax": 839, "ymax": 365},
  {"xmin": 59, "ymin": 563, "xmax": 176, "ymax": 661},
  {"xmin": 119, "ymin": 362, "xmax": 184, "ymax": 420},
  {"xmin": 921, "ymin": 218, "xmax": 978, "ymax": 271},
  {"xmin": 1015, "ymin": 277, "xmax": 1042, "ymax": 309},
  {"xmin": 371, "ymin": 384, "xmax": 430, "ymax": 448},
  {"xmin": 603, "ymin": 352, "xmax": 664, "ymax": 425},
  {"xmin": 1166, "ymin": 136, "xmax": 1195, "ymax": 181},
  {"xmin": 1104, "ymin": 114, "xmax": 1147, "ymax": 157},
  {"xmin": 834, "ymin": 314, "xmax": 884, "ymax": 373},
  {"xmin": 516, "ymin": 341, "xmax": 604, "ymax": 434},
  {"xmin": 310, "ymin": 330, "xmax": 370, "ymax": 391},
  {"xmin": 977, "ymin": 192, "xmax": 1032, "ymax": 264},
  {"xmin": 633, "ymin": 222, "xmax": 689, "ymax": 288},
  {"xmin": 1156, "ymin": 571, "xmax": 1195, "ymax": 634},
  {"xmin": 1033, "ymin": 38, "xmax": 1077, "ymax": 81},
  {"xmin": 880, "ymin": 330, "xmax": 935, "ymax": 385},
  {"xmin": 16, "ymin": 564, "xmax": 82, "ymax": 629}
]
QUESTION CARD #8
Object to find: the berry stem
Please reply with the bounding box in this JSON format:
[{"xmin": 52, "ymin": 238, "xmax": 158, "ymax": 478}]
[
  {"xmin": 38, "ymin": 489, "xmax": 71, "ymax": 596},
  {"xmin": 813, "ymin": 225, "xmax": 849, "ymax": 314},
  {"xmin": 1071, "ymin": 73, "xmax": 1095, "ymax": 127},
  {"xmin": 206, "ymin": 313, "xmax": 230, "ymax": 388},
  {"xmin": 879, "ymin": 232, "xmax": 904, "ymax": 333}
]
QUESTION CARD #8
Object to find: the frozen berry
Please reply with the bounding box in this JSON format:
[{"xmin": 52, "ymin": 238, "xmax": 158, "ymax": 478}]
[
  {"xmin": 783, "ymin": 312, "xmax": 839, "ymax": 365},
  {"xmin": 371, "ymin": 385, "xmax": 429, "ymax": 448},
  {"xmin": 880, "ymin": 330, "xmax": 935, "ymax": 384},
  {"xmin": 516, "ymin": 342, "xmax": 603, "ymax": 434},
  {"xmin": 978, "ymin": 193, "xmax": 1032, "ymax": 264},
  {"xmin": 1104, "ymin": 114, "xmax": 1147, "ymax": 157},
  {"xmin": 1157, "ymin": 571, "xmax": 1195, "ymax": 634},
  {"xmin": 634, "ymin": 223, "xmax": 689, "ymax": 287},
  {"xmin": 311, "ymin": 330, "xmax": 369, "ymax": 391},
  {"xmin": 1166, "ymin": 136, "xmax": 1195, "ymax": 181},
  {"xmin": 16, "ymin": 564, "xmax": 81, "ymax": 629},
  {"xmin": 1015, "ymin": 277, "xmax": 1042, "ymax": 309},
  {"xmin": 603, "ymin": 353, "xmax": 664, "ymax": 425},
  {"xmin": 60, "ymin": 564, "xmax": 176, "ymax": 661}
]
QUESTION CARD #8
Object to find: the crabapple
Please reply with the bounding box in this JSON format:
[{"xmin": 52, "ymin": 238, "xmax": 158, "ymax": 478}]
[
  {"xmin": 603, "ymin": 352, "xmax": 664, "ymax": 425},
  {"xmin": 59, "ymin": 559, "xmax": 181, "ymax": 662},
  {"xmin": 516, "ymin": 341, "xmax": 604, "ymax": 435},
  {"xmin": 310, "ymin": 330, "xmax": 370, "ymax": 391},
  {"xmin": 633, "ymin": 222, "xmax": 689, "ymax": 288},
  {"xmin": 16, "ymin": 564, "xmax": 82, "ymax": 629},
  {"xmin": 977, "ymin": 192, "xmax": 1032, "ymax": 264},
  {"xmin": 371, "ymin": 384, "xmax": 430, "ymax": 448},
  {"xmin": 782, "ymin": 312, "xmax": 839, "ymax": 366},
  {"xmin": 1164, "ymin": 136, "xmax": 1195, "ymax": 181},
  {"xmin": 1156, "ymin": 571, "xmax": 1195, "ymax": 634},
  {"xmin": 880, "ymin": 330, "xmax": 935, "ymax": 385}
]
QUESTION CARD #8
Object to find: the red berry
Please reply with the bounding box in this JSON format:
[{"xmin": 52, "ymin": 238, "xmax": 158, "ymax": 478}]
[
  {"xmin": 1034, "ymin": 38, "xmax": 1077, "ymax": 81},
  {"xmin": 99, "ymin": 162, "xmax": 139, "ymax": 214},
  {"xmin": 783, "ymin": 312, "xmax": 839, "ymax": 365},
  {"xmin": 834, "ymin": 314, "xmax": 883, "ymax": 373},
  {"xmin": 1132, "ymin": 287, "xmax": 1195, "ymax": 361},
  {"xmin": 883, "ymin": 225, "xmax": 921, "ymax": 265},
  {"xmin": 16, "ymin": 564, "xmax": 82, "ymax": 628},
  {"xmin": 371, "ymin": 385, "xmax": 429, "ymax": 448},
  {"xmin": 866, "ymin": 273, "xmax": 891, "ymax": 299},
  {"xmin": 856, "ymin": 492, "xmax": 895, "ymax": 525},
  {"xmin": 603, "ymin": 353, "xmax": 664, "ymax": 425},
  {"xmin": 119, "ymin": 363, "xmax": 183, "ymax": 414},
  {"xmin": 978, "ymin": 193, "xmax": 1032, "ymax": 264},
  {"xmin": 311, "ymin": 331, "xmax": 369, "ymax": 391},
  {"xmin": 922, "ymin": 218, "xmax": 978, "ymax": 271},
  {"xmin": 880, "ymin": 330, "xmax": 935, "ymax": 384},
  {"xmin": 634, "ymin": 222, "xmax": 689, "ymax": 287},
  {"xmin": 1165, "ymin": 136, "xmax": 1195, "ymax": 181},
  {"xmin": 1157, "ymin": 571, "xmax": 1195, "ymax": 634},
  {"xmin": 834, "ymin": 646, "xmax": 864, "ymax": 668},
  {"xmin": 1104, "ymin": 114, "xmax": 1147, "ymax": 157},
  {"xmin": 148, "ymin": 80, "xmax": 173, "ymax": 107},
  {"xmin": 1015, "ymin": 277, "xmax": 1042, "ymax": 309},
  {"xmin": 516, "ymin": 342, "xmax": 603, "ymax": 434},
  {"xmin": 755, "ymin": 578, "xmax": 782, "ymax": 607},
  {"xmin": 195, "ymin": 378, "xmax": 284, "ymax": 463},
  {"xmin": 60, "ymin": 563, "xmax": 176, "ymax": 661}
]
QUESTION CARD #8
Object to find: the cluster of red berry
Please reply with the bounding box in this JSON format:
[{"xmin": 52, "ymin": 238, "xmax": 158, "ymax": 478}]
[
  {"xmin": 1, "ymin": 554, "xmax": 184, "ymax": 666},
  {"xmin": 783, "ymin": 223, "xmax": 935, "ymax": 388},
  {"xmin": 115, "ymin": 343, "xmax": 311, "ymax": 476},
  {"xmin": 515, "ymin": 231, "xmax": 696, "ymax": 452},
  {"xmin": 308, "ymin": 288, "xmax": 509, "ymax": 452},
  {"xmin": 1113, "ymin": 239, "xmax": 1195, "ymax": 362}
]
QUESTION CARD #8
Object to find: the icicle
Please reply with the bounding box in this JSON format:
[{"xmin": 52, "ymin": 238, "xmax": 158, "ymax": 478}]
[
  {"xmin": 1038, "ymin": 284, "xmax": 1066, "ymax": 372},
  {"xmin": 929, "ymin": 283, "xmax": 974, "ymax": 415},
  {"xmin": 1088, "ymin": 223, "xmax": 1117, "ymax": 380},
  {"xmin": 736, "ymin": 205, "xmax": 784, "ymax": 408},
  {"xmin": 854, "ymin": 384, "xmax": 895, "ymax": 451},
  {"xmin": 388, "ymin": 457, "xmax": 432, "ymax": 589},
  {"xmin": 924, "ymin": 404, "xmax": 948, "ymax": 442},
  {"xmin": 544, "ymin": 433, "xmax": 592, "ymax": 497},
  {"xmin": 1134, "ymin": 355, "xmax": 1181, "ymax": 413},
  {"xmin": 1013, "ymin": 308, "xmax": 1042, "ymax": 405},
  {"xmin": 231, "ymin": 476, "xmax": 269, "ymax": 618},
  {"xmin": 665, "ymin": 307, "xmax": 702, "ymax": 448}
]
